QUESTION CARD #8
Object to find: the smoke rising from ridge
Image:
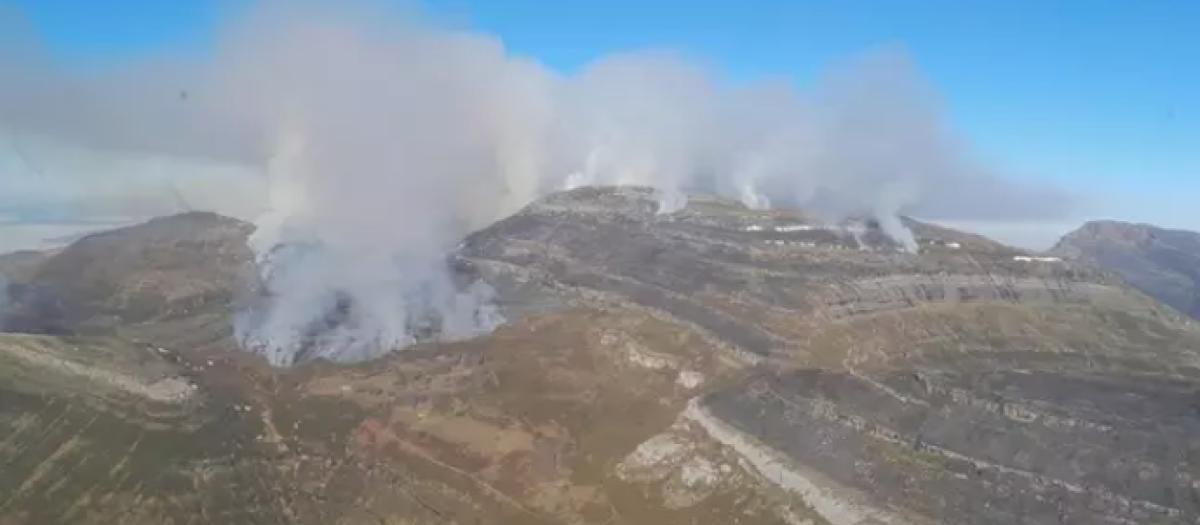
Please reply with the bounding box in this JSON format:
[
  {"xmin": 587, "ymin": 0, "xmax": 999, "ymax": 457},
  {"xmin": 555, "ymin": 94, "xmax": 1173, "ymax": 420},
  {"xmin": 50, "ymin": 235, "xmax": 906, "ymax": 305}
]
[{"xmin": 0, "ymin": 1, "xmax": 1075, "ymax": 364}]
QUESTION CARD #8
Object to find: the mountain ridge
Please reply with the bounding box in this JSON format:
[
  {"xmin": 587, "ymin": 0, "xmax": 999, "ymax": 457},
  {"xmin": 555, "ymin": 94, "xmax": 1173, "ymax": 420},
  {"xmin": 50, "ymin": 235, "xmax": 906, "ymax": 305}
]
[
  {"xmin": 1051, "ymin": 219, "xmax": 1200, "ymax": 320},
  {"xmin": 1, "ymin": 187, "xmax": 1198, "ymax": 525}
]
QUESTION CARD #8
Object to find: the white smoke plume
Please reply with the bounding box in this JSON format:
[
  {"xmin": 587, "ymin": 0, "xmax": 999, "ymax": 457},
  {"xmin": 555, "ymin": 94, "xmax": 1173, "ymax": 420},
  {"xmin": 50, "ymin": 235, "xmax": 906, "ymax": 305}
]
[{"xmin": 0, "ymin": 0, "xmax": 1074, "ymax": 365}]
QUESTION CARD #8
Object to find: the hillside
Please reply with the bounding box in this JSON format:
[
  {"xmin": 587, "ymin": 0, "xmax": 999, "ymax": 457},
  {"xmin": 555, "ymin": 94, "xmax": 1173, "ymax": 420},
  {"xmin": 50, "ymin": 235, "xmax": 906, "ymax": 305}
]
[
  {"xmin": 0, "ymin": 250, "xmax": 52, "ymax": 283},
  {"xmin": 1, "ymin": 187, "xmax": 1198, "ymax": 525},
  {"xmin": 1052, "ymin": 220, "xmax": 1200, "ymax": 320}
]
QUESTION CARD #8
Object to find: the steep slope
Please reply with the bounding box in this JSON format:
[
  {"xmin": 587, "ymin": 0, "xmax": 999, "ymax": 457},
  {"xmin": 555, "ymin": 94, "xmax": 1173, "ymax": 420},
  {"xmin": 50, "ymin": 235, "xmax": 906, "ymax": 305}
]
[
  {"xmin": 2, "ymin": 187, "xmax": 1199, "ymax": 525},
  {"xmin": 1052, "ymin": 220, "xmax": 1200, "ymax": 319}
]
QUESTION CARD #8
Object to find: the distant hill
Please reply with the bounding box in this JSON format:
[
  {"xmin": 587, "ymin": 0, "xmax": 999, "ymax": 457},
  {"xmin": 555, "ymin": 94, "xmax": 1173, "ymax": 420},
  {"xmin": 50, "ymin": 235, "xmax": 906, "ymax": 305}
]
[
  {"xmin": 0, "ymin": 212, "xmax": 253, "ymax": 339},
  {"xmin": 1052, "ymin": 220, "xmax": 1200, "ymax": 319}
]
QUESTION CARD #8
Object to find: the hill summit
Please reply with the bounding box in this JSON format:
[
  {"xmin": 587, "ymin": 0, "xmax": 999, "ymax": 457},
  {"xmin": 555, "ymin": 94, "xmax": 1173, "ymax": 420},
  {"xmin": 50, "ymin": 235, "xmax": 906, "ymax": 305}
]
[{"xmin": 1052, "ymin": 219, "xmax": 1200, "ymax": 320}]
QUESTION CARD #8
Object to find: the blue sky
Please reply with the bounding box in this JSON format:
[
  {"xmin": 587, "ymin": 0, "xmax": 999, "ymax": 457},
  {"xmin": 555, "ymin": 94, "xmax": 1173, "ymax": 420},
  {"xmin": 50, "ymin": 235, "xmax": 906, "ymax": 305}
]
[{"xmin": 3, "ymin": 0, "xmax": 1198, "ymax": 246}]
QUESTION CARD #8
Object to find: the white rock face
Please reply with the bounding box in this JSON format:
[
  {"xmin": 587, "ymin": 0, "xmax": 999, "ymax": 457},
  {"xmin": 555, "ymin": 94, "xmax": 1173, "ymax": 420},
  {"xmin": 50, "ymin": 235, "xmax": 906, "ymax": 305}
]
[
  {"xmin": 600, "ymin": 329, "xmax": 678, "ymax": 370},
  {"xmin": 145, "ymin": 377, "xmax": 197, "ymax": 403},
  {"xmin": 618, "ymin": 427, "xmax": 741, "ymax": 509},
  {"xmin": 664, "ymin": 456, "xmax": 721, "ymax": 508},
  {"xmin": 627, "ymin": 346, "xmax": 673, "ymax": 369},
  {"xmin": 679, "ymin": 456, "xmax": 719, "ymax": 487},
  {"xmin": 616, "ymin": 433, "xmax": 692, "ymax": 482},
  {"xmin": 676, "ymin": 370, "xmax": 705, "ymax": 389}
]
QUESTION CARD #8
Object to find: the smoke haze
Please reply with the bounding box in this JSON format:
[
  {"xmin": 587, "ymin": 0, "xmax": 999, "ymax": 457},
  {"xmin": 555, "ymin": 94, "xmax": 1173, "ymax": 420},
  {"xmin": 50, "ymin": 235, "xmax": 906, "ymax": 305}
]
[
  {"xmin": 0, "ymin": 0, "xmax": 1076, "ymax": 364},
  {"xmin": 0, "ymin": 272, "xmax": 8, "ymax": 322}
]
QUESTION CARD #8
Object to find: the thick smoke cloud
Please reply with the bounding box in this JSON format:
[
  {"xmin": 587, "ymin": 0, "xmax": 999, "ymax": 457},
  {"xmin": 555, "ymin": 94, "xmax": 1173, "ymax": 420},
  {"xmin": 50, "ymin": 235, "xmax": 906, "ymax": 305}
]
[{"xmin": 0, "ymin": 0, "xmax": 1075, "ymax": 365}]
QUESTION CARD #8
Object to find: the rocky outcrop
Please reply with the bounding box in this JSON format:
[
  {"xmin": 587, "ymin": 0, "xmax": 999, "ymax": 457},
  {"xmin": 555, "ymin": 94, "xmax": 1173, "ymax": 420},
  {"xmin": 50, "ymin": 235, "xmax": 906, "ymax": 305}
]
[{"xmin": 813, "ymin": 274, "xmax": 1135, "ymax": 320}]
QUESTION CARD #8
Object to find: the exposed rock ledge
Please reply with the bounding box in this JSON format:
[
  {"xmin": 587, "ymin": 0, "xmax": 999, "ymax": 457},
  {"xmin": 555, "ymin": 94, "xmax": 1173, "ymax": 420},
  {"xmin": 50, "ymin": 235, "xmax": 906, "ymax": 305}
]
[
  {"xmin": 683, "ymin": 397, "xmax": 924, "ymax": 525},
  {"xmin": 0, "ymin": 335, "xmax": 194, "ymax": 404},
  {"xmin": 815, "ymin": 275, "xmax": 1134, "ymax": 320}
]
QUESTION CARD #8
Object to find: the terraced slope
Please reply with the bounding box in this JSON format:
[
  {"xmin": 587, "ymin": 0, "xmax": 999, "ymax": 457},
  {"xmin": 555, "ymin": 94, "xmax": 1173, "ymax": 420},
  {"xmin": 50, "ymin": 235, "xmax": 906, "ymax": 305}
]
[
  {"xmin": 462, "ymin": 188, "xmax": 1200, "ymax": 524},
  {"xmin": 700, "ymin": 304, "xmax": 1200, "ymax": 524},
  {"xmin": 2, "ymin": 186, "xmax": 1198, "ymax": 525},
  {"xmin": 460, "ymin": 187, "xmax": 1142, "ymax": 365}
]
